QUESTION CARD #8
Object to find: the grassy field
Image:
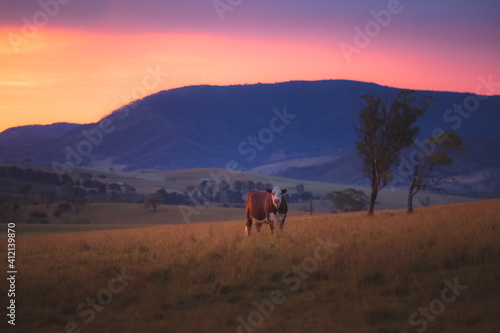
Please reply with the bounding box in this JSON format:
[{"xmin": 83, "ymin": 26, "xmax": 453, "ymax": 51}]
[
  {"xmin": 2, "ymin": 199, "xmax": 499, "ymax": 332},
  {"xmin": 13, "ymin": 202, "xmax": 304, "ymax": 236},
  {"xmin": 14, "ymin": 203, "xmax": 248, "ymax": 236}
]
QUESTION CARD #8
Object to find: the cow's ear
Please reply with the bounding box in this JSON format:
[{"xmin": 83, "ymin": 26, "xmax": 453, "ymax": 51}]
[
  {"xmin": 282, "ymin": 189, "xmax": 287, "ymax": 194},
  {"xmin": 266, "ymin": 188, "xmax": 272, "ymax": 193}
]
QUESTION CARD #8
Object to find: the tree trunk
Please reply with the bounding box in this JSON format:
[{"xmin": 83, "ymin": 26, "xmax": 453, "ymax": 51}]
[
  {"xmin": 368, "ymin": 186, "xmax": 377, "ymax": 216},
  {"xmin": 310, "ymin": 193, "xmax": 313, "ymax": 215},
  {"xmin": 407, "ymin": 167, "xmax": 418, "ymax": 214},
  {"xmin": 407, "ymin": 186, "xmax": 414, "ymax": 214}
]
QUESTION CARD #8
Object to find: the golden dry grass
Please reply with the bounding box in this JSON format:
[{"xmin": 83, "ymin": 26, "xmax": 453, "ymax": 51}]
[{"xmin": 2, "ymin": 199, "xmax": 499, "ymax": 332}]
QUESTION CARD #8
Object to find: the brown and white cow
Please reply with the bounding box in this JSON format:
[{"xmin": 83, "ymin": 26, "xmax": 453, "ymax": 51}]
[{"xmin": 245, "ymin": 186, "xmax": 288, "ymax": 236}]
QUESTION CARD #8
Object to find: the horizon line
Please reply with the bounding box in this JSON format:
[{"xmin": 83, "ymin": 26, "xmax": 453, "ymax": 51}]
[{"xmin": 1, "ymin": 78, "xmax": 497, "ymax": 133}]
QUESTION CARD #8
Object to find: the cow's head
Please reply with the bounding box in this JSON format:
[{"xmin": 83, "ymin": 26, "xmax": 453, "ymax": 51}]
[{"xmin": 267, "ymin": 186, "xmax": 287, "ymax": 209}]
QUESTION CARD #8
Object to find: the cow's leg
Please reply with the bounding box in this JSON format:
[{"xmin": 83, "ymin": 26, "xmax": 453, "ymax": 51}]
[
  {"xmin": 269, "ymin": 221, "xmax": 274, "ymax": 235},
  {"xmin": 256, "ymin": 223, "xmax": 262, "ymax": 233},
  {"xmin": 280, "ymin": 215, "xmax": 286, "ymax": 230},
  {"xmin": 245, "ymin": 216, "xmax": 252, "ymax": 237}
]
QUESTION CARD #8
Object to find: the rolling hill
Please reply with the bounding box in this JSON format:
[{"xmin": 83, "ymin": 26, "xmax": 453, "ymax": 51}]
[
  {"xmin": 1, "ymin": 80, "xmax": 499, "ymax": 196},
  {"xmin": 0, "ymin": 122, "xmax": 81, "ymax": 148}
]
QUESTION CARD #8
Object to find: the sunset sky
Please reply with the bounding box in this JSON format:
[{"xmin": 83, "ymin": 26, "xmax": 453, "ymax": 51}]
[{"xmin": 1, "ymin": 0, "xmax": 499, "ymax": 133}]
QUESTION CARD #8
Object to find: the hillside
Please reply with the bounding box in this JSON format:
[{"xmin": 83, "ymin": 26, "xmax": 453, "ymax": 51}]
[
  {"xmin": 1, "ymin": 80, "xmax": 499, "ymax": 195},
  {"xmin": 0, "ymin": 122, "xmax": 81, "ymax": 148},
  {"xmin": 5, "ymin": 200, "xmax": 500, "ymax": 332}
]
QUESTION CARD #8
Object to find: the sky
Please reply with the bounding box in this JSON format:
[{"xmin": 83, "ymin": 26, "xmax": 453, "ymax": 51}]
[{"xmin": 1, "ymin": 0, "xmax": 499, "ymax": 133}]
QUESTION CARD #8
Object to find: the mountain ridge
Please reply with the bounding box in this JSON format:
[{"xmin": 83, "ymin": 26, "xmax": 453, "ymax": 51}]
[
  {"xmin": 1, "ymin": 79, "xmax": 498, "ymax": 195},
  {"xmin": 0, "ymin": 122, "xmax": 82, "ymax": 147}
]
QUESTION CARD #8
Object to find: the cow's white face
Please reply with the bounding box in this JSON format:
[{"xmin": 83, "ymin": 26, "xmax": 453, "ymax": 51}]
[{"xmin": 267, "ymin": 186, "xmax": 287, "ymax": 209}]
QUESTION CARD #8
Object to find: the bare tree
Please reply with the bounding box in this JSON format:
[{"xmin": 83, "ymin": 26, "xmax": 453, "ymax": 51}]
[{"xmin": 407, "ymin": 130, "xmax": 466, "ymax": 213}]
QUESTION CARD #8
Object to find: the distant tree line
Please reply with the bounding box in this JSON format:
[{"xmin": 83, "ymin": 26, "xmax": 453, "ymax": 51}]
[
  {"xmin": 330, "ymin": 188, "xmax": 368, "ymax": 213},
  {"xmin": 143, "ymin": 189, "xmax": 193, "ymax": 212},
  {"xmin": 187, "ymin": 180, "xmax": 316, "ymax": 207},
  {"xmin": 192, "ymin": 180, "xmax": 264, "ymax": 206},
  {"xmin": 157, "ymin": 189, "xmax": 191, "ymax": 205},
  {"xmin": 286, "ymin": 184, "xmax": 313, "ymax": 203},
  {"xmin": 1, "ymin": 166, "xmax": 323, "ymax": 221},
  {"xmin": 0, "ymin": 166, "xmax": 73, "ymax": 185}
]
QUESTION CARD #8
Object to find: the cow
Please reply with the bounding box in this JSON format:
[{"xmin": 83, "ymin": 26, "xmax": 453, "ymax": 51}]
[{"xmin": 245, "ymin": 186, "xmax": 288, "ymax": 236}]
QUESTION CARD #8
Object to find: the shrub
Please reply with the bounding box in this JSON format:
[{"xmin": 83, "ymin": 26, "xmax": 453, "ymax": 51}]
[
  {"xmin": 28, "ymin": 211, "xmax": 48, "ymax": 224},
  {"xmin": 53, "ymin": 202, "xmax": 72, "ymax": 218}
]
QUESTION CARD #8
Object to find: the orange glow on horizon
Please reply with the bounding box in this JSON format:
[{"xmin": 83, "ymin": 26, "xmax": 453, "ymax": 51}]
[{"xmin": 0, "ymin": 26, "xmax": 494, "ymax": 133}]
